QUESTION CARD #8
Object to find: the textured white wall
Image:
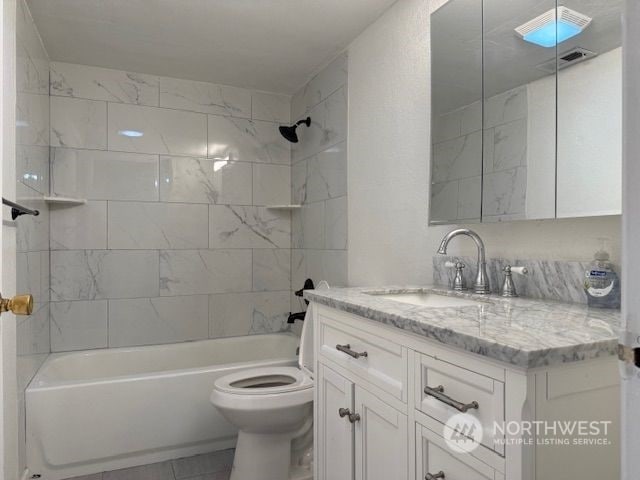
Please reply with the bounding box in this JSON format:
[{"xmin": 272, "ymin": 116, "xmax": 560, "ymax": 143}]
[
  {"xmin": 348, "ymin": 0, "xmax": 451, "ymax": 286},
  {"xmin": 347, "ymin": 0, "xmax": 621, "ymax": 286}
]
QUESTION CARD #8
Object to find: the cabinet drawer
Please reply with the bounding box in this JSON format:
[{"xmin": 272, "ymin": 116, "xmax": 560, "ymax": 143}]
[
  {"xmin": 416, "ymin": 423, "xmax": 504, "ymax": 480},
  {"xmin": 415, "ymin": 354, "xmax": 505, "ymax": 455},
  {"xmin": 318, "ymin": 316, "xmax": 407, "ymax": 401}
]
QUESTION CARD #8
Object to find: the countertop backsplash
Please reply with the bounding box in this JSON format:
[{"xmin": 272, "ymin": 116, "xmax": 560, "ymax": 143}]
[{"xmin": 433, "ymin": 256, "xmax": 618, "ymax": 305}]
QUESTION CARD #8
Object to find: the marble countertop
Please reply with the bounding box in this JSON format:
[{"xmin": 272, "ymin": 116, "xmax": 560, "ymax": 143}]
[{"xmin": 304, "ymin": 286, "xmax": 620, "ymax": 369}]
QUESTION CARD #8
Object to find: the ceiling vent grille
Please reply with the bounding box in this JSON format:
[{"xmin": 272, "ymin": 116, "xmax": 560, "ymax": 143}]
[{"xmin": 536, "ymin": 47, "xmax": 597, "ymax": 73}]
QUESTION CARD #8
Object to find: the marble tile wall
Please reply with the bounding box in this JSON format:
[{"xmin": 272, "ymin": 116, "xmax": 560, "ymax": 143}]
[
  {"xmin": 15, "ymin": 0, "xmax": 51, "ymax": 471},
  {"xmin": 290, "ymin": 54, "xmax": 348, "ymax": 312},
  {"xmin": 433, "ymin": 255, "xmax": 604, "ymax": 305},
  {"xmin": 430, "ymin": 86, "xmax": 528, "ymax": 223},
  {"xmin": 48, "ymin": 61, "xmax": 293, "ymax": 351}
]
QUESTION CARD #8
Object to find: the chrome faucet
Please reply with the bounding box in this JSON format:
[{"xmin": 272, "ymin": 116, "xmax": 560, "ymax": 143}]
[{"xmin": 437, "ymin": 229, "xmax": 490, "ymax": 294}]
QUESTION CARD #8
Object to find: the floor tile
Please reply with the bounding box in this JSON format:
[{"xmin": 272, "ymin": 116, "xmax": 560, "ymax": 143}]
[
  {"xmin": 102, "ymin": 461, "xmax": 174, "ymax": 480},
  {"xmin": 172, "ymin": 450, "xmax": 235, "ymax": 479}
]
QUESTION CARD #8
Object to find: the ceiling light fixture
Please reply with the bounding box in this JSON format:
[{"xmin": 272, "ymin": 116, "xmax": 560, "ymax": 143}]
[{"xmin": 515, "ymin": 7, "xmax": 592, "ymax": 48}]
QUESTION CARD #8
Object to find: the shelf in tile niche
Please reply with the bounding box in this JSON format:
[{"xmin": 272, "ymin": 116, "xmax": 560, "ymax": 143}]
[
  {"xmin": 265, "ymin": 205, "xmax": 302, "ymax": 210},
  {"xmin": 44, "ymin": 196, "xmax": 87, "ymax": 206}
]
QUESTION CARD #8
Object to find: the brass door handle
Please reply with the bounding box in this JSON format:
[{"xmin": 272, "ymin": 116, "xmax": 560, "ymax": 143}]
[{"xmin": 0, "ymin": 293, "xmax": 33, "ymax": 315}]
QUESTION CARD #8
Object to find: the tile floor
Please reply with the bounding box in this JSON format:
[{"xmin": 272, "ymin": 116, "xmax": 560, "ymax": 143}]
[{"xmin": 65, "ymin": 449, "xmax": 234, "ymax": 480}]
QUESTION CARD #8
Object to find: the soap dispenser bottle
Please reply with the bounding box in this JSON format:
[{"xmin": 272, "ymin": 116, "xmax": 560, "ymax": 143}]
[{"xmin": 583, "ymin": 241, "xmax": 621, "ymax": 309}]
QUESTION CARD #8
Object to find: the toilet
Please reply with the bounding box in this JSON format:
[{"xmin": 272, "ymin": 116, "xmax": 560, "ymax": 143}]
[{"xmin": 210, "ymin": 306, "xmax": 315, "ymax": 480}]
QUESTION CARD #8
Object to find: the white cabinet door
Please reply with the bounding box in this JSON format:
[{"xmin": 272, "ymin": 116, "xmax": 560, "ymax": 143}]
[
  {"xmin": 355, "ymin": 386, "xmax": 408, "ymax": 480},
  {"xmin": 316, "ymin": 365, "xmax": 355, "ymax": 480}
]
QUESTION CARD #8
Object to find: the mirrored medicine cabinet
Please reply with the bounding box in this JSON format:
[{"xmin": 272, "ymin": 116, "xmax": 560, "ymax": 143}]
[{"xmin": 429, "ymin": 0, "xmax": 622, "ymax": 224}]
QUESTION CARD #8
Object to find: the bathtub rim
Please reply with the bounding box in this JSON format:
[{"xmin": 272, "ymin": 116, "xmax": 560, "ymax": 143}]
[{"xmin": 28, "ymin": 332, "xmax": 301, "ymax": 390}]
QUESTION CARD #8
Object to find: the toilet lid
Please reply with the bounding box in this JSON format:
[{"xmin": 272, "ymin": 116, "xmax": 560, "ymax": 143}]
[{"xmin": 214, "ymin": 366, "xmax": 313, "ymax": 395}]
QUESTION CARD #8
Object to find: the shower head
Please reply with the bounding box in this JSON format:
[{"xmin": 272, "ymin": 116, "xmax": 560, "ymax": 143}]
[{"xmin": 279, "ymin": 117, "xmax": 311, "ymax": 143}]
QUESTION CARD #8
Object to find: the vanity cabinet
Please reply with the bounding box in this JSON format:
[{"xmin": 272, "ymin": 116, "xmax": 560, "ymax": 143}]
[
  {"xmin": 313, "ymin": 303, "xmax": 619, "ymax": 480},
  {"xmin": 315, "ymin": 320, "xmax": 409, "ymax": 480}
]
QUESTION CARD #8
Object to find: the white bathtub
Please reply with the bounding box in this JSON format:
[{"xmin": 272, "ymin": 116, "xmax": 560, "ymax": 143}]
[{"xmin": 26, "ymin": 333, "xmax": 300, "ymax": 480}]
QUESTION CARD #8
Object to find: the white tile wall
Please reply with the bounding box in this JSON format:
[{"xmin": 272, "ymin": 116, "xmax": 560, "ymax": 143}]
[
  {"xmin": 17, "ymin": 145, "xmax": 49, "ymax": 194},
  {"xmin": 252, "ymin": 92, "xmax": 291, "ymax": 123},
  {"xmin": 50, "ymin": 202, "xmax": 108, "ymax": 250},
  {"xmin": 160, "ymin": 77, "xmax": 251, "ymax": 117},
  {"xmin": 51, "ymin": 62, "xmax": 159, "ymax": 106},
  {"xmin": 159, "ymin": 156, "xmax": 252, "ymax": 205},
  {"xmin": 209, "ymin": 206, "xmax": 290, "ymax": 249},
  {"xmin": 51, "ymin": 148, "xmax": 159, "ymax": 201},
  {"xmin": 50, "ymin": 301, "xmax": 108, "ymax": 351},
  {"xmin": 107, "ymin": 103, "xmax": 207, "ymax": 156},
  {"xmin": 292, "ymin": 86, "xmax": 348, "ymax": 164},
  {"xmin": 291, "ymin": 54, "xmax": 348, "ymax": 120},
  {"xmin": 108, "ymin": 295, "xmax": 209, "ymax": 347},
  {"xmin": 209, "ymin": 291, "xmax": 290, "ymax": 338},
  {"xmin": 207, "ymin": 116, "xmax": 290, "ymax": 164},
  {"xmin": 107, "ymin": 202, "xmax": 209, "ymax": 249},
  {"xmin": 304, "ymin": 141, "xmax": 347, "ymax": 203},
  {"xmin": 253, "ymin": 164, "xmax": 291, "ymax": 205},
  {"xmin": 17, "ymin": 93, "xmax": 49, "ymax": 147},
  {"xmin": 48, "ymin": 63, "xmax": 294, "ymax": 351},
  {"xmin": 290, "ymin": 53, "xmax": 348, "ymax": 295},
  {"xmin": 50, "ymin": 250, "xmax": 160, "ymax": 301},
  {"xmin": 253, "ymin": 249, "xmax": 291, "ymax": 291},
  {"xmin": 50, "ymin": 97, "xmax": 107, "ymax": 149},
  {"xmin": 159, "ymin": 249, "xmax": 252, "ymax": 296}
]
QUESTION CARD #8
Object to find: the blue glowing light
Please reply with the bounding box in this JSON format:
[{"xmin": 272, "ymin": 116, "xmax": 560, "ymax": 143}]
[
  {"xmin": 118, "ymin": 129, "xmax": 144, "ymax": 137},
  {"xmin": 523, "ymin": 20, "xmax": 582, "ymax": 48}
]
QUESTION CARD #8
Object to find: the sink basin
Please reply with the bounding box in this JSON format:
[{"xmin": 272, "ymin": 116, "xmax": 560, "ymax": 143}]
[{"xmin": 367, "ymin": 291, "xmax": 484, "ymax": 308}]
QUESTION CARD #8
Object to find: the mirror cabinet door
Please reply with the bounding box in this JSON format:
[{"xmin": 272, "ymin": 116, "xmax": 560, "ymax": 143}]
[
  {"xmin": 429, "ymin": 0, "xmax": 622, "ymax": 224},
  {"xmin": 556, "ymin": 0, "xmax": 623, "ymax": 218},
  {"xmin": 482, "ymin": 0, "xmax": 557, "ymax": 222},
  {"xmin": 430, "ymin": 0, "xmax": 483, "ymax": 224}
]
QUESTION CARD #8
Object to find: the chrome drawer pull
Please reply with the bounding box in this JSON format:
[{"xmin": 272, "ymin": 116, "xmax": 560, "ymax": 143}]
[
  {"xmin": 424, "ymin": 385, "xmax": 479, "ymax": 413},
  {"xmin": 336, "ymin": 343, "xmax": 368, "ymax": 359},
  {"xmin": 338, "ymin": 407, "xmax": 361, "ymax": 423},
  {"xmin": 425, "ymin": 471, "xmax": 445, "ymax": 480}
]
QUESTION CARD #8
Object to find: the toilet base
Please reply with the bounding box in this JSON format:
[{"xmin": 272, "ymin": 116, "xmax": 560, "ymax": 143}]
[
  {"xmin": 230, "ymin": 431, "xmax": 290, "ymax": 480},
  {"xmin": 230, "ymin": 430, "xmax": 314, "ymax": 480}
]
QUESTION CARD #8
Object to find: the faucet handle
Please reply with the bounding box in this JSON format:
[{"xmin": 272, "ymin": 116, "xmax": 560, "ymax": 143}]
[
  {"xmin": 445, "ymin": 260, "xmax": 465, "ymax": 269},
  {"xmin": 505, "ymin": 265, "xmax": 528, "ymax": 275},
  {"xmin": 502, "ymin": 265, "xmax": 528, "ymax": 297}
]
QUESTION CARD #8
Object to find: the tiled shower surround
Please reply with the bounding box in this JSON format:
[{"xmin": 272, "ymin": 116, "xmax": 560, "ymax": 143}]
[
  {"xmin": 290, "ymin": 54, "xmax": 348, "ymax": 302},
  {"xmin": 48, "ymin": 61, "xmax": 295, "ymax": 351}
]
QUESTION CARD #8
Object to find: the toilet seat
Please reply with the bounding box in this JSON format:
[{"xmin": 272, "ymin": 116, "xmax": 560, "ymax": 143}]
[{"xmin": 214, "ymin": 366, "xmax": 313, "ymax": 395}]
